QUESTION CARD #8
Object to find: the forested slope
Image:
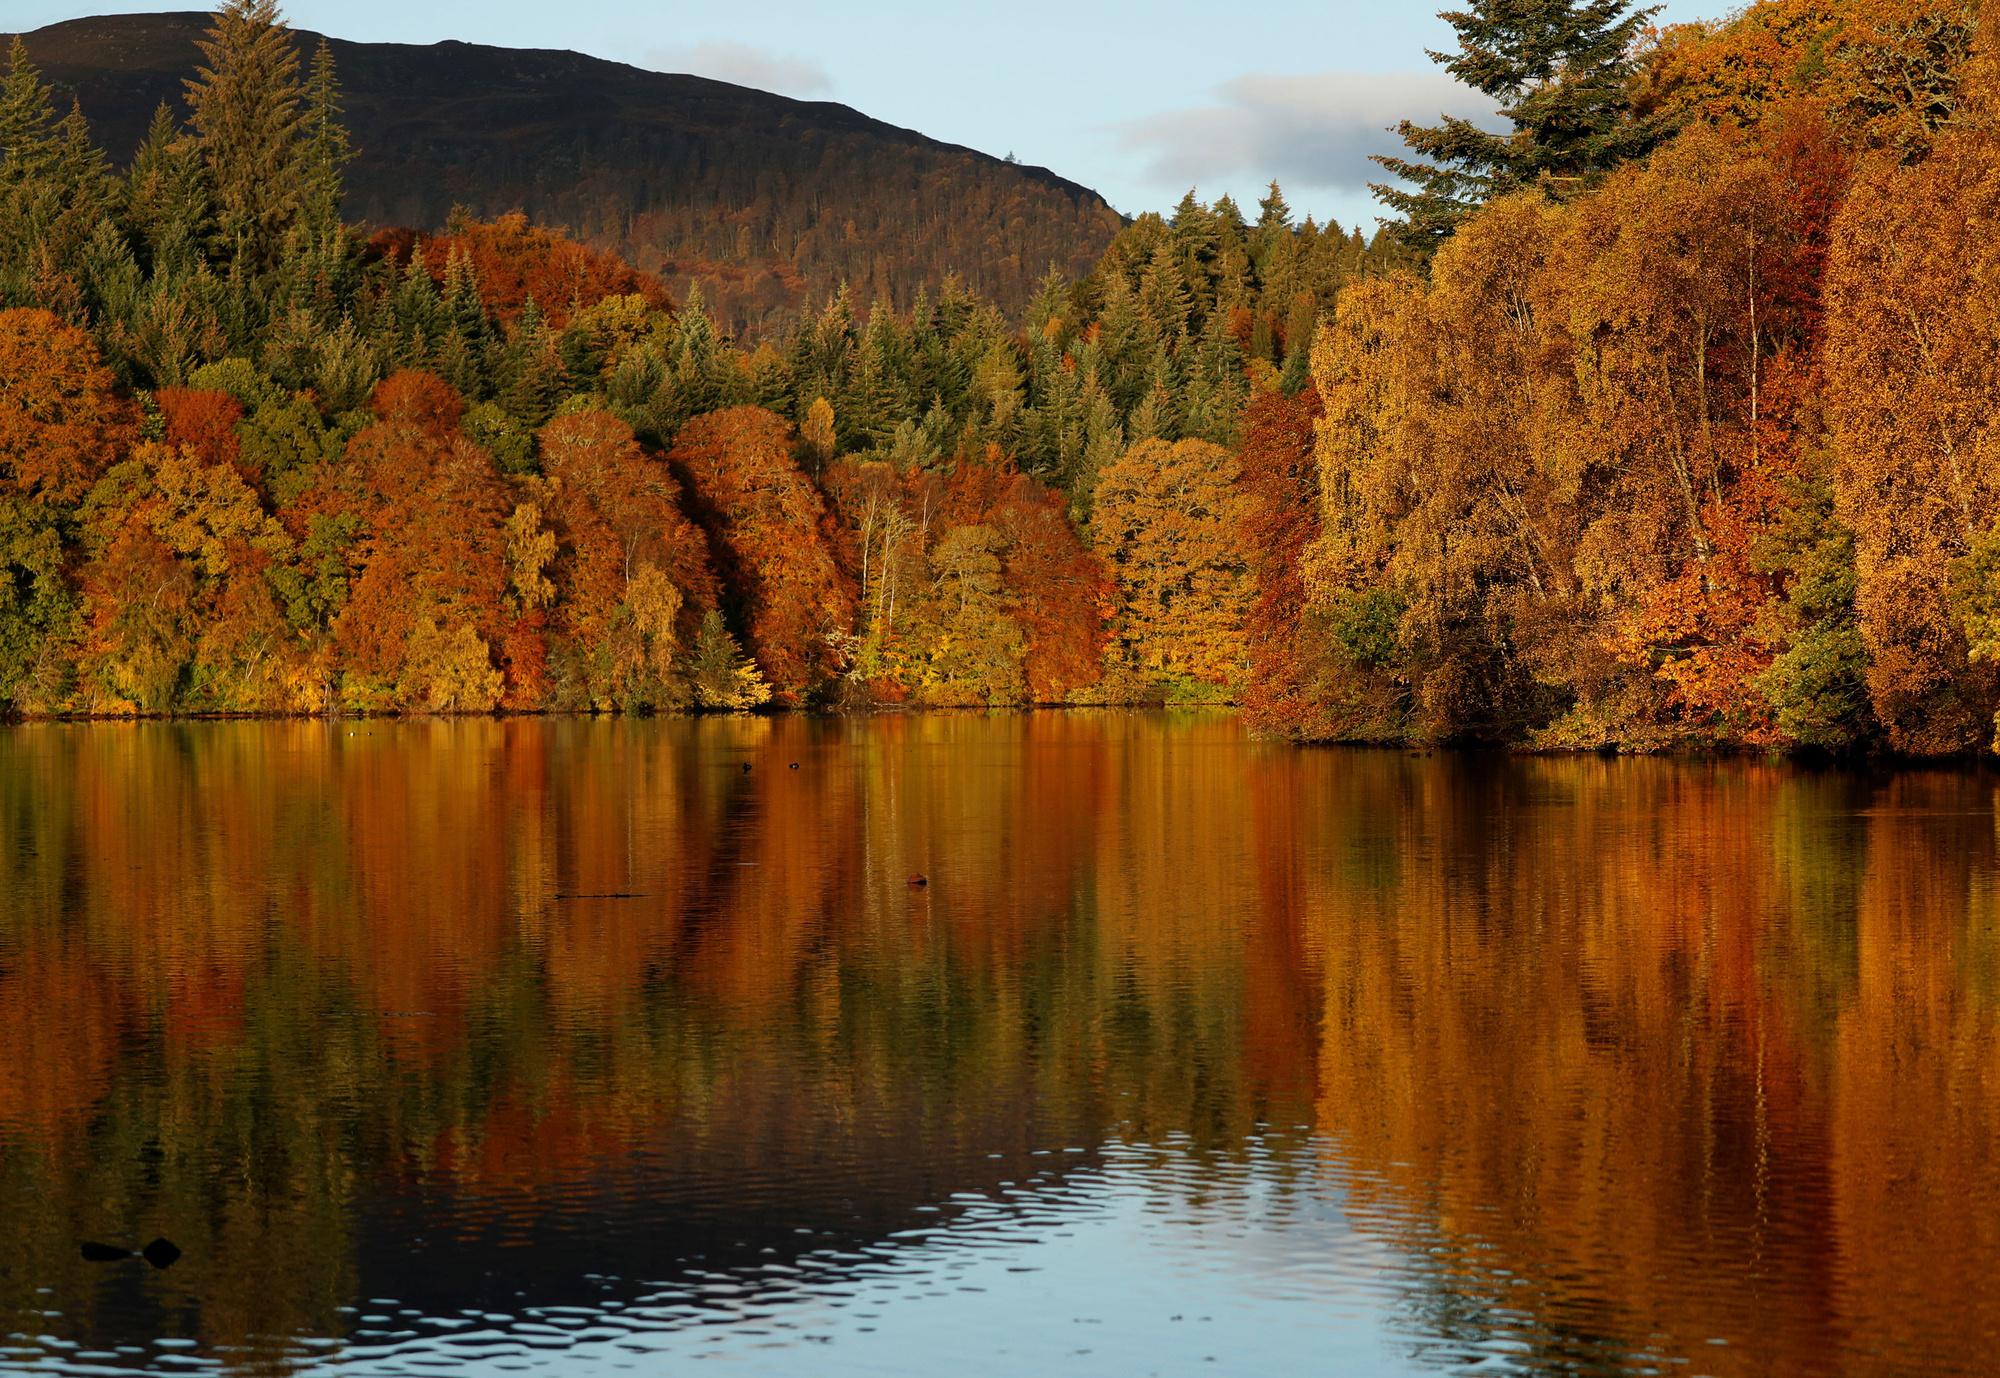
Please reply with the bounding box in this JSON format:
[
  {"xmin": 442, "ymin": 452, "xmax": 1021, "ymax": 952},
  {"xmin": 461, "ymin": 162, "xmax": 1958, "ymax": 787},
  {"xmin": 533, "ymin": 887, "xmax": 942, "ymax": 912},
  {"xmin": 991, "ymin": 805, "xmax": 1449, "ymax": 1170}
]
[{"xmin": 14, "ymin": 11, "xmax": 1124, "ymax": 334}]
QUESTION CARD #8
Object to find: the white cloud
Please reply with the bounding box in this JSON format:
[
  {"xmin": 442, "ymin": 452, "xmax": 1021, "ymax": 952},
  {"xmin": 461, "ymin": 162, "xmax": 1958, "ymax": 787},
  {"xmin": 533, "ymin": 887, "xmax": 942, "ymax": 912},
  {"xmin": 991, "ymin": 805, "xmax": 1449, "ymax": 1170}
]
[
  {"xmin": 1112, "ymin": 70, "xmax": 1498, "ymax": 207},
  {"xmin": 644, "ymin": 41, "xmax": 833, "ymax": 98}
]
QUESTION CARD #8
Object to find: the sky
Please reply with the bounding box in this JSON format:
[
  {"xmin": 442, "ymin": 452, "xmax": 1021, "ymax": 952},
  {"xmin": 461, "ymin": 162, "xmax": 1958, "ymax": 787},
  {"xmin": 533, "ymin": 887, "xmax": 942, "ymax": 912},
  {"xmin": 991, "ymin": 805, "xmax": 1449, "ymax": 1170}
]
[{"xmin": 18, "ymin": 0, "xmax": 1719, "ymax": 230}]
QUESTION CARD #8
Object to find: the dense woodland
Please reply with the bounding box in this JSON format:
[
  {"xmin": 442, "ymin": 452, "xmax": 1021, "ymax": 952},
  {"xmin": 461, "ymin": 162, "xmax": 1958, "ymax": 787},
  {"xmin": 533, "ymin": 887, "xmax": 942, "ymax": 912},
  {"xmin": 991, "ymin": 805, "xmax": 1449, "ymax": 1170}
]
[{"xmin": 2, "ymin": 0, "xmax": 2000, "ymax": 754}]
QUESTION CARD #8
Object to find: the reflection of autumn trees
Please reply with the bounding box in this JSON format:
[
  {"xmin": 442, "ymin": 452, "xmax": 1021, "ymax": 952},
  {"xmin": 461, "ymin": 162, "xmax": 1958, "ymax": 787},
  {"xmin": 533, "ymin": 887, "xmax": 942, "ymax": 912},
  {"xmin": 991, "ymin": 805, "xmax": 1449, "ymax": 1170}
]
[
  {"xmin": 0, "ymin": 717, "xmax": 1267, "ymax": 1358},
  {"xmin": 1303, "ymin": 755, "xmax": 2000, "ymax": 1375},
  {"xmin": 5, "ymin": 721, "xmax": 2000, "ymax": 1371}
]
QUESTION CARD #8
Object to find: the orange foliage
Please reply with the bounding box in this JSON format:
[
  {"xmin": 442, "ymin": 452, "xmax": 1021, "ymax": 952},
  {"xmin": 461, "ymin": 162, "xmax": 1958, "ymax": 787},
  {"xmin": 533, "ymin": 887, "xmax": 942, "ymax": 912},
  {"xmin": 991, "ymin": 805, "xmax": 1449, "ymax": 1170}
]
[
  {"xmin": 1236, "ymin": 385, "xmax": 1326, "ymax": 734},
  {"xmin": 1826, "ymin": 46, "xmax": 2000, "ymax": 752},
  {"xmin": 0, "ymin": 308, "xmax": 131, "ymax": 504},
  {"xmin": 156, "ymin": 388, "xmax": 245, "ymax": 475},
  {"xmin": 537, "ymin": 408, "xmax": 720, "ymax": 706},
  {"xmin": 882, "ymin": 457, "xmax": 1113, "ymax": 703},
  {"xmin": 1095, "ymin": 437, "xmax": 1256, "ymax": 696},
  {"xmin": 324, "ymin": 372, "xmax": 518, "ymax": 710},
  {"xmin": 668, "ymin": 406, "xmax": 855, "ymax": 704},
  {"xmin": 418, "ymin": 212, "xmax": 674, "ymax": 326},
  {"xmin": 978, "ymin": 469, "xmax": 1114, "ymax": 702},
  {"xmin": 1644, "ymin": 0, "xmax": 1980, "ymax": 160}
]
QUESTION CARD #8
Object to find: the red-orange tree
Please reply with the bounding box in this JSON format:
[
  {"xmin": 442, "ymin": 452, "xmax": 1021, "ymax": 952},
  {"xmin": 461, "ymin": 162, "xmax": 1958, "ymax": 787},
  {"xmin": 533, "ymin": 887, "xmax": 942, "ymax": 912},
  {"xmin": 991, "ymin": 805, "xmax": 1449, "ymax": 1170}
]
[
  {"xmin": 668, "ymin": 406, "xmax": 855, "ymax": 704},
  {"xmin": 1236, "ymin": 384, "xmax": 1326, "ymax": 734},
  {"xmin": 318, "ymin": 372, "xmax": 519, "ymax": 711},
  {"xmin": 0, "ymin": 309, "xmax": 131, "ymax": 505},
  {"xmin": 537, "ymin": 408, "xmax": 719, "ymax": 708}
]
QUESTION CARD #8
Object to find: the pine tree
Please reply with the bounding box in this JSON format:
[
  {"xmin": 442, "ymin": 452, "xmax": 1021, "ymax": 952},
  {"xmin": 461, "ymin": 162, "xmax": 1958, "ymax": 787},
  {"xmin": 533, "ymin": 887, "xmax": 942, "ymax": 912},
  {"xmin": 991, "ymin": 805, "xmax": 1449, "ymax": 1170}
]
[
  {"xmin": 300, "ymin": 39, "xmax": 353, "ymax": 237},
  {"xmin": 1372, "ymin": 0, "xmax": 1662, "ymax": 255},
  {"xmin": 1278, "ymin": 291, "xmax": 1316, "ymax": 396},
  {"xmin": 1182, "ymin": 311, "xmax": 1246, "ymax": 447},
  {"xmin": 1138, "ymin": 239, "xmax": 1193, "ymax": 341},
  {"xmin": 47, "ymin": 104, "xmax": 112, "ymax": 237},
  {"xmin": 659, "ymin": 284, "xmax": 740, "ymax": 431},
  {"xmin": 1168, "ymin": 191, "xmax": 1222, "ymax": 322},
  {"xmin": 390, "ymin": 243, "xmax": 444, "ymax": 360},
  {"xmin": 0, "ymin": 39, "xmax": 55, "ymax": 185},
  {"xmin": 441, "ymin": 245, "xmax": 489, "ymax": 346},
  {"xmin": 0, "ymin": 40, "xmax": 58, "ymax": 302},
  {"xmin": 1250, "ymin": 181, "xmax": 1298, "ymax": 301},
  {"xmin": 125, "ymin": 104, "xmax": 214, "ymax": 278},
  {"xmin": 185, "ymin": 0, "xmax": 309, "ymax": 272},
  {"xmin": 1025, "ymin": 264, "xmax": 1071, "ymax": 344},
  {"xmin": 496, "ymin": 300, "xmax": 568, "ymax": 432},
  {"xmin": 843, "ymin": 302, "xmax": 913, "ymax": 449}
]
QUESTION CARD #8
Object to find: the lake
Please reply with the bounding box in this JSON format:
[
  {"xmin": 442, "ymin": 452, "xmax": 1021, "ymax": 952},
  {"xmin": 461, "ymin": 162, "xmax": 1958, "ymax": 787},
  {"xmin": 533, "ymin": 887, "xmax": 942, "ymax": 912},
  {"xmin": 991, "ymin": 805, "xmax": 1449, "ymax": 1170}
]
[{"xmin": 0, "ymin": 712, "xmax": 1996, "ymax": 1376}]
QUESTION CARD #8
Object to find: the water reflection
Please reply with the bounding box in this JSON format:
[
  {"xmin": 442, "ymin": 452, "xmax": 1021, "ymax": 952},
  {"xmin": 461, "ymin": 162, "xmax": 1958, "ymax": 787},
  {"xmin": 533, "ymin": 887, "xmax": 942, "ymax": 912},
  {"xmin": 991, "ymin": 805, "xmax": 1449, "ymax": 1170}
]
[{"xmin": 0, "ymin": 717, "xmax": 1996, "ymax": 1375}]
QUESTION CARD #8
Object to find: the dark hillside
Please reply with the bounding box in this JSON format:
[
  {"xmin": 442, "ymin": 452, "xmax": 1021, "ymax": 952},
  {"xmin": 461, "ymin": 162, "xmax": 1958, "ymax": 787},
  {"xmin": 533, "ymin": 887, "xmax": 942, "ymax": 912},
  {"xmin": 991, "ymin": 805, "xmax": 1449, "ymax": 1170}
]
[{"xmin": 16, "ymin": 12, "xmax": 1126, "ymax": 334}]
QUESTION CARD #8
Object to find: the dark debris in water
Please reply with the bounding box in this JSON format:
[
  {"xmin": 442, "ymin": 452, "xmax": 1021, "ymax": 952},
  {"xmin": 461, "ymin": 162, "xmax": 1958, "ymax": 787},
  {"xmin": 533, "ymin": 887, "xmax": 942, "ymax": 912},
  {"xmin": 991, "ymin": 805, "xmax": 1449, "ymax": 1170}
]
[{"xmin": 79, "ymin": 1238, "xmax": 180, "ymax": 1269}]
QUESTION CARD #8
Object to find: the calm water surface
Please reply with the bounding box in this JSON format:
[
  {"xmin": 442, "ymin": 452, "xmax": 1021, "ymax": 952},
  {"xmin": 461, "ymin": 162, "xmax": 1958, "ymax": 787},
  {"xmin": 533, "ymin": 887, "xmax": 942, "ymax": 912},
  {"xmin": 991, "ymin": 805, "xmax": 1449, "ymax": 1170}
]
[{"xmin": 1, "ymin": 712, "xmax": 1997, "ymax": 1376}]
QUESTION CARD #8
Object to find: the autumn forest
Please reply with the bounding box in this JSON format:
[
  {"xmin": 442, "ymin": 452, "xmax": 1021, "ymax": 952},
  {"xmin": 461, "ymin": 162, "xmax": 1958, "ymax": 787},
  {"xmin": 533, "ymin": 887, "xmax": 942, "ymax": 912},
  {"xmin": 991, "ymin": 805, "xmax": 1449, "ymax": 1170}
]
[{"xmin": 3, "ymin": 0, "xmax": 2000, "ymax": 755}]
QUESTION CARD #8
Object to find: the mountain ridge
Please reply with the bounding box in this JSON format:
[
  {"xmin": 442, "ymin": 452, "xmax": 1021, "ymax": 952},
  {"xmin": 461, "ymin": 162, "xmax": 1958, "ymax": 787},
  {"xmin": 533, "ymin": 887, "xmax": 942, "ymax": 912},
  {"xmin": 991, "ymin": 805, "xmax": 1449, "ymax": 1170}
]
[{"xmin": 15, "ymin": 11, "xmax": 1127, "ymax": 333}]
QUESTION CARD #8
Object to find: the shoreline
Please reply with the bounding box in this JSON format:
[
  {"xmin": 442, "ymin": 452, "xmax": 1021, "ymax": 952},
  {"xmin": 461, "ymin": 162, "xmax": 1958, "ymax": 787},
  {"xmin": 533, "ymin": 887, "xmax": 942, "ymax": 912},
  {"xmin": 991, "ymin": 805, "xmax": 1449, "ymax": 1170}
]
[{"xmin": 5, "ymin": 705, "xmax": 1993, "ymax": 766}]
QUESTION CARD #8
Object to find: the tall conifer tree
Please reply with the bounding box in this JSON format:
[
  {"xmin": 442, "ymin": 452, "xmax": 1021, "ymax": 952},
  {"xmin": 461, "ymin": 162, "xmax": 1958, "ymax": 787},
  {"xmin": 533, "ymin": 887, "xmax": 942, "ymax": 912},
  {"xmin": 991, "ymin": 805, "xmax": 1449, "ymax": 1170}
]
[
  {"xmin": 185, "ymin": 0, "xmax": 308, "ymax": 271},
  {"xmin": 301, "ymin": 38, "xmax": 352, "ymax": 237},
  {"xmin": 1372, "ymin": 0, "xmax": 1662, "ymax": 255}
]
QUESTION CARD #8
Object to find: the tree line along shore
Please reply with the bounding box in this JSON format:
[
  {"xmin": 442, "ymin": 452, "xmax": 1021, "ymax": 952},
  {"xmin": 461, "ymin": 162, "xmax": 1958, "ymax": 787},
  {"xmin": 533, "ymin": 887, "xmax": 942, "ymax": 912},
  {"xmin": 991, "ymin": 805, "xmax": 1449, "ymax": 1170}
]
[{"xmin": 3, "ymin": 0, "xmax": 2000, "ymax": 756}]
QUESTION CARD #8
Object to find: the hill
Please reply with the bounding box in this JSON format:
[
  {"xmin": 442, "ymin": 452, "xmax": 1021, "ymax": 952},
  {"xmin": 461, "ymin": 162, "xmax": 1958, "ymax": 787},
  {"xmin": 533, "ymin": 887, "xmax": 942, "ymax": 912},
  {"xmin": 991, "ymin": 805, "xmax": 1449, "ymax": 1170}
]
[{"xmin": 14, "ymin": 11, "xmax": 1126, "ymax": 334}]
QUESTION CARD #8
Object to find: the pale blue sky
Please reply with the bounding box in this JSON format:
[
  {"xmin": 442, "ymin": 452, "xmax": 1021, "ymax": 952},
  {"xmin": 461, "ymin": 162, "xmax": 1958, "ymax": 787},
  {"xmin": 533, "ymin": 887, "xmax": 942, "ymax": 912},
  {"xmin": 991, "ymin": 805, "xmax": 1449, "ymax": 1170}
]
[{"xmin": 20, "ymin": 0, "xmax": 1719, "ymax": 229}]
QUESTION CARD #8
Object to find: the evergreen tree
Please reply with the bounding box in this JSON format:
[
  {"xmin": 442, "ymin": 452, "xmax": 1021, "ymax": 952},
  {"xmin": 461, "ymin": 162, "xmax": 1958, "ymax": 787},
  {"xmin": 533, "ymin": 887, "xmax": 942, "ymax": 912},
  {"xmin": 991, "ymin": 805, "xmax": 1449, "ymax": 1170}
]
[
  {"xmin": 389, "ymin": 244, "xmax": 444, "ymax": 361},
  {"xmin": 185, "ymin": 0, "xmax": 309, "ymax": 271},
  {"xmin": 300, "ymin": 39, "xmax": 353, "ymax": 237},
  {"xmin": 441, "ymin": 246, "xmax": 489, "ymax": 346},
  {"xmin": 1250, "ymin": 181, "xmax": 1299, "ymax": 302},
  {"xmin": 125, "ymin": 104, "xmax": 214, "ymax": 278},
  {"xmin": 0, "ymin": 40, "xmax": 58, "ymax": 302},
  {"xmin": 1025, "ymin": 265, "xmax": 1072, "ymax": 345},
  {"xmin": 48, "ymin": 104, "xmax": 113, "ymax": 238},
  {"xmin": 1167, "ymin": 191, "xmax": 1222, "ymax": 322},
  {"xmin": 656, "ymin": 285, "xmax": 740, "ymax": 434},
  {"xmin": 1372, "ymin": 0, "xmax": 1662, "ymax": 255},
  {"xmin": 1278, "ymin": 291, "xmax": 1316, "ymax": 396},
  {"xmin": 843, "ymin": 302, "xmax": 913, "ymax": 450},
  {"xmin": 0, "ymin": 39, "xmax": 55, "ymax": 186},
  {"xmin": 1138, "ymin": 239, "xmax": 1193, "ymax": 340},
  {"xmin": 496, "ymin": 300, "xmax": 568, "ymax": 432}
]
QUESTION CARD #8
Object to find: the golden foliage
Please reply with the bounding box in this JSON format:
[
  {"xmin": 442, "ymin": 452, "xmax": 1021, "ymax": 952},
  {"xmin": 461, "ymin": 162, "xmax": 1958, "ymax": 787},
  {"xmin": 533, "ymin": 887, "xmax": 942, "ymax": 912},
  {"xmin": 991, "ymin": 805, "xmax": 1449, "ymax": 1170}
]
[{"xmin": 1094, "ymin": 437, "xmax": 1254, "ymax": 699}]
